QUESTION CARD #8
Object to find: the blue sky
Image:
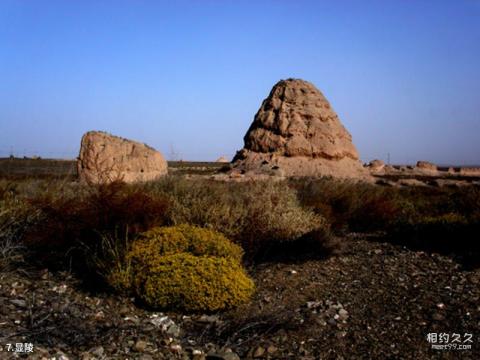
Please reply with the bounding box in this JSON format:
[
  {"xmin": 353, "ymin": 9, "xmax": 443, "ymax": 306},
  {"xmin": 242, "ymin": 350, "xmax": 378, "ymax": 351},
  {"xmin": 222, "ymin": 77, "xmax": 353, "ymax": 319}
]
[{"xmin": 1, "ymin": 0, "xmax": 479, "ymax": 164}]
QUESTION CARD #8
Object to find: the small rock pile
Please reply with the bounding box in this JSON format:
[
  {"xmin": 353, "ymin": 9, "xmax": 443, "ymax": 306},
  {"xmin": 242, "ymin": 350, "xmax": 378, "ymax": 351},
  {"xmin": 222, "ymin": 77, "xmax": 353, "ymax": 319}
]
[{"xmin": 304, "ymin": 299, "xmax": 349, "ymax": 328}]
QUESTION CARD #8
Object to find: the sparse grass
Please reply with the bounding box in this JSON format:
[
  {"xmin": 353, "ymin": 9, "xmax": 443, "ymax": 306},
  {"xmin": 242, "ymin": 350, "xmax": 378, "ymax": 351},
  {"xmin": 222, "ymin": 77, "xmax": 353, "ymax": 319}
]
[
  {"xmin": 294, "ymin": 178, "xmax": 406, "ymax": 232},
  {"xmin": 293, "ymin": 178, "xmax": 480, "ymax": 232},
  {"xmin": 293, "ymin": 178, "xmax": 480, "ymax": 267},
  {"xmin": 0, "ymin": 193, "xmax": 42, "ymax": 271}
]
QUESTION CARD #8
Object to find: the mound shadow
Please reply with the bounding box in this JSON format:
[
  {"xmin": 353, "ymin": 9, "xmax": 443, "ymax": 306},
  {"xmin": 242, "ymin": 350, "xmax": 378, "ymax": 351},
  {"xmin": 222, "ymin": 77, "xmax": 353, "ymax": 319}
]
[
  {"xmin": 376, "ymin": 222, "xmax": 480, "ymax": 270},
  {"xmin": 251, "ymin": 230, "xmax": 341, "ymax": 265}
]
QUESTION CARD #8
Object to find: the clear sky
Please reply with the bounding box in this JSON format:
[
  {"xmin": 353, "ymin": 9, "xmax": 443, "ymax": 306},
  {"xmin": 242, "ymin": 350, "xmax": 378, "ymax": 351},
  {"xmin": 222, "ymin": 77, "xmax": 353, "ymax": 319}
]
[{"xmin": 1, "ymin": 1, "xmax": 479, "ymax": 165}]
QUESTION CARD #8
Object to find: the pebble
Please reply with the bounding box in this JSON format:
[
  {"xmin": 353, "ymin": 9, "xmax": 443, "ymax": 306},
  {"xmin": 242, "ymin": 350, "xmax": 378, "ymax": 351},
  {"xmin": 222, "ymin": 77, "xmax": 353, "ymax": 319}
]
[
  {"xmin": 134, "ymin": 340, "xmax": 148, "ymax": 352},
  {"xmin": 54, "ymin": 351, "xmax": 70, "ymax": 360},
  {"xmin": 338, "ymin": 309, "xmax": 349, "ymax": 320},
  {"xmin": 253, "ymin": 346, "xmax": 265, "ymax": 358},
  {"xmin": 171, "ymin": 344, "xmax": 182, "ymax": 353},
  {"xmin": 138, "ymin": 355, "xmax": 154, "ymax": 360},
  {"xmin": 166, "ymin": 323, "xmax": 181, "ymax": 337},
  {"xmin": 198, "ymin": 314, "xmax": 220, "ymax": 323},
  {"xmin": 306, "ymin": 301, "xmax": 322, "ymax": 309},
  {"xmin": 299, "ymin": 344, "xmax": 309, "ymax": 355},
  {"xmin": 124, "ymin": 316, "xmax": 140, "ymax": 325},
  {"xmin": 432, "ymin": 312, "xmax": 445, "ymax": 321},
  {"xmin": 10, "ymin": 299, "xmax": 27, "ymax": 308},
  {"xmin": 40, "ymin": 269, "xmax": 49, "ymax": 280},
  {"xmin": 267, "ymin": 345, "xmax": 278, "ymax": 354},
  {"xmin": 150, "ymin": 315, "xmax": 181, "ymax": 337},
  {"xmin": 206, "ymin": 352, "xmax": 240, "ymax": 360},
  {"xmin": 80, "ymin": 352, "xmax": 93, "ymax": 360},
  {"xmin": 119, "ymin": 305, "xmax": 130, "ymax": 316},
  {"xmin": 52, "ymin": 284, "xmax": 68, "ymax": 294},
  {"xmin": 90, "ymin": 346, "xmax": 104, "ymax": 357}
]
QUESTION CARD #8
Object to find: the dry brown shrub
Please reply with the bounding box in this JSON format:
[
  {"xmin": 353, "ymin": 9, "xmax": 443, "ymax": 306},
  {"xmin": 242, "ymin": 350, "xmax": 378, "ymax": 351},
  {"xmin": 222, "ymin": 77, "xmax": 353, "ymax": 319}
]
[{"xmin": 148, "ymin": 178, "xmax": 327, "ymax": 258}]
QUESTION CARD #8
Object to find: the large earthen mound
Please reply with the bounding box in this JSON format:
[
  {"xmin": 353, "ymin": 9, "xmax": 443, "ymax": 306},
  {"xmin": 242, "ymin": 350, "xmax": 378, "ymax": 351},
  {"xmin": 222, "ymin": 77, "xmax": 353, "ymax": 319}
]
[
  {"xmin": 232, "ymin": 79, "xmax": 370, "ymax": 180},
  {"xmin": 77, "ymin": 131, "xmax": 168, "ymax": 184}
]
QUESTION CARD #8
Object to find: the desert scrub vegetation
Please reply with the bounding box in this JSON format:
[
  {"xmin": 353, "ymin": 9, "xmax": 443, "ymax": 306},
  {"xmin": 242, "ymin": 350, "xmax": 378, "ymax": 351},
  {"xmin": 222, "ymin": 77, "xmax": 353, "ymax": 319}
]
[
  {"xmin": 20, "ymin": 177, "xmax": 327, "ymax": 266},
  {"xmin": 294, "ymin": 178, "xmax": 406, "ymax": 232},
  {"xmin": 0, "ymin": 189, "xmax": 42, "ymax": 271},
  {"xmin": 3, "ymin": 174, "xmax": 479, "ymax": 279},
  {"xmin": 25, "ymin": 180, "xmax": 171, "ymax": 271},
  {"xmin": 2, "ymin": 176, "xmax": 330, "ymax": 307},
  {"xmin": 293, "ymin": 178, "xmax": 480, "ymax": 232},
  {"xmin": 294, "ymin": 178, "xmax": 480, "ymax": 267},
  {"xmin": 146, "ymin": 178, "xmax": 327, "ymax": 257},
  {"xmin": 107, "ymin": 225, "xmax": 255, "ymax": 311}
]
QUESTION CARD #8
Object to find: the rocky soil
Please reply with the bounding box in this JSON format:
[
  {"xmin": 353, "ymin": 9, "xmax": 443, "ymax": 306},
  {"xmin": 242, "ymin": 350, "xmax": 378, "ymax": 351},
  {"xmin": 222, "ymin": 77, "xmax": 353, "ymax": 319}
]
[{"xmin": 1, "ymin": 235, "xmax": 478, "ymax": 359}]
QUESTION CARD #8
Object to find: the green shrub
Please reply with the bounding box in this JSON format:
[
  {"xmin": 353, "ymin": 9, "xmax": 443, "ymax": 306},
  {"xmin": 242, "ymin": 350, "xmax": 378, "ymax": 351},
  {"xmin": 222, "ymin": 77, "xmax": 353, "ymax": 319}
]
[
  {"xmin": 134, "ymin": 253, "xmax": 255, "ymax": 311},
  {"xmin": 109, "ymin": 225, "xmax": 255, "ymax": 311}
]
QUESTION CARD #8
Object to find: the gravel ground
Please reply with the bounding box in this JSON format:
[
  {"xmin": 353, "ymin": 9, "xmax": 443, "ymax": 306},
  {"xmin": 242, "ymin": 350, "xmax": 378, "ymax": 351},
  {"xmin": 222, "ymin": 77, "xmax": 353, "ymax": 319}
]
[{"xmin": 0, "ymin": 235, "xmax": 478, "ymax": 359}]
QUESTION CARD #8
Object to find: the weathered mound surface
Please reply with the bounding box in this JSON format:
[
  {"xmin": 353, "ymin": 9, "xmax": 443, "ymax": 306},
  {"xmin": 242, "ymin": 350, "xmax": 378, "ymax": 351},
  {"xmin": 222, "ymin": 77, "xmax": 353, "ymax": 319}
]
[
  {"xmin": 416, "ymin": 161, "xmax": 436, "ymax": 170},
  {"xmin": 414, "ymin": 160, "xmax": 438, "ymax": 175},
  {"xmin": 77, "ymin": 131, "xmax": 167, "ymax": 184},
  {"xmin": 459, "ymin": 167, "xmax": 480, "ymax": 176},
  {"xmin": 232, "ymin": 79, "xmax": 370, "ymax": 180}
]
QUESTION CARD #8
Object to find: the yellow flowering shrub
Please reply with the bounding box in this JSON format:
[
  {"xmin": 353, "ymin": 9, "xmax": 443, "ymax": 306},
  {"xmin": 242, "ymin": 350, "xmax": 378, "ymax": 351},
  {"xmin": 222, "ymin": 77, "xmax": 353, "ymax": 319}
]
[
  {"xmin": 128, "ymin": 224, "xmax": 243, "ymax": 266},
  {"xmin": 135, "ymin": 253, "xmax": 255, "ymax": 311},
  {"xmin": 112, "ymin": 224, "xmax": 255, "ymax": 311}
]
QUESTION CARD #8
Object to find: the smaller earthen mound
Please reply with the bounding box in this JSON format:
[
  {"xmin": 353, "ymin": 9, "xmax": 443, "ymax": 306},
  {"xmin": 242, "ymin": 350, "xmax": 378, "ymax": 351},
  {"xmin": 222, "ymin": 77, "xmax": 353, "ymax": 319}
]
[
  {"xmin": 416, "ymin": 161, "xmax": 437, "ymax": 171},
  {"xmin": 414, "ymin": 161, "xmax": 438, "ymax": 176},
  {"xmin": 459, "ymin": 167, "xmax": 480, "ymax": 176},
  {"xmin": 77, "ymin": 131, "xmax": 168, "ymax": 184},
  {"xmin": 215, "ymin": 156, "xmax": 230, "ymax": 163},
  {"xmin": 366, "ymin": 160, "xmax": 385, "ymax": 173},
  {"xmin": 384, "ymin": 165, "xmax": 397, "ymax": 173}
]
